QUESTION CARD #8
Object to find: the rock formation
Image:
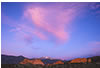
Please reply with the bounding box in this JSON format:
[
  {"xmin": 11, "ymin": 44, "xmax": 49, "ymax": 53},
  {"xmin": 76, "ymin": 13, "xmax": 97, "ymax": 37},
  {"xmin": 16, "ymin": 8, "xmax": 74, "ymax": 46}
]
[
  {"xmin": 20, "ymin": 59, "xmax": 44, "ymax": 65},
  {"xmin": 70, "ymin": 58, "xmax": 91, "ymax": 63},
  {"xmin": 53, "ymin": 61, "xmax": 64, "ymax": 65}
]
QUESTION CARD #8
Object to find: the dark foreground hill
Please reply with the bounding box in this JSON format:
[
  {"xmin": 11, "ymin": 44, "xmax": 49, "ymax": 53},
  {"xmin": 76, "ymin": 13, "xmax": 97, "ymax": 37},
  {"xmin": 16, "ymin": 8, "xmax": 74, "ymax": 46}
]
[
  {"xmin": 1, "ymin": 54, "xmax": 25, "ymax": 64},
  {"xmin": 2, "ymin": 64, "xmax": 100, "ymax": 68}
]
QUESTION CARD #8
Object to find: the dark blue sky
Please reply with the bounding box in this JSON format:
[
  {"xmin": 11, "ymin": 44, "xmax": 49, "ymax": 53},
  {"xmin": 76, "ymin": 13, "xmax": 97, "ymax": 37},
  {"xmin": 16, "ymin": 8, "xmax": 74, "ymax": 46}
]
[{"xmin": 1, "ymin": 2, "xmax": 100, "ymax": 60}]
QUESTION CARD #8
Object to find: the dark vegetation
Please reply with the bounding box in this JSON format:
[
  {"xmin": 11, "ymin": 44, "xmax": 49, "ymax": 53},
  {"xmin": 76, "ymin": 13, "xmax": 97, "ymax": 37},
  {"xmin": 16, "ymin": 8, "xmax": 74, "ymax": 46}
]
[
  {"xmin": 90, "ymin": 56, "xmax": 100, "ymax": 63},
  {"xmin": 2, "ymin": 64, "xmax": 100, "ymax": 68}
]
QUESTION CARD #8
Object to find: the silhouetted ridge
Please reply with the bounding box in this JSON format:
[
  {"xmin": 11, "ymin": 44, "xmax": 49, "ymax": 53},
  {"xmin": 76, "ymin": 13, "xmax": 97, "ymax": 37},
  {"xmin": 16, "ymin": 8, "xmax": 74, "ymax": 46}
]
[{"xmin": 1, "ymin": 54, "xmax": 25, "ymax": 64}]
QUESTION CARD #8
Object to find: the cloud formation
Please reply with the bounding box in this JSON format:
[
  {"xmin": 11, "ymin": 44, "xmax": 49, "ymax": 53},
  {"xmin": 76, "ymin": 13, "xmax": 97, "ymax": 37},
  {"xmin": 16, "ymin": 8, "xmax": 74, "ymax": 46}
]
[
  {"xmin": 89, "ymin": 41, "xmax": 100, "ymax": 46},
  {"xmin": 23, "ymin": 4, "xmax": 77, "ymax": 43},
  {"xmin": 2, "ymin": 3, "xmax": 92, "ymax": 44},
  {"xmin": 88, "ymin": 41, "xmax": 100, "ymax": 56},
  {"xmin": 89, "ymin": 3, "xmax": 100, "ymax": 17}
]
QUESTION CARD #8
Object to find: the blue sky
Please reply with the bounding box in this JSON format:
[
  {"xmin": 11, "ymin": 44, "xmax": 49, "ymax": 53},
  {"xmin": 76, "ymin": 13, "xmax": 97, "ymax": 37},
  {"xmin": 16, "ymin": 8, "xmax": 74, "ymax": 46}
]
[{"xmin": 1, "ymin": 2, "xmax": 100, "ymax": 60}]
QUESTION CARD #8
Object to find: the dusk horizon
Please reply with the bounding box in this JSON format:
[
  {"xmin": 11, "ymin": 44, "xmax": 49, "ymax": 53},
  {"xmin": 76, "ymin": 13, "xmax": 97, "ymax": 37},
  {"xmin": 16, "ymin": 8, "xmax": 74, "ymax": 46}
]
[{"xmin": 1, "ymin": 2, "xmax": 100, "ymax": 61}]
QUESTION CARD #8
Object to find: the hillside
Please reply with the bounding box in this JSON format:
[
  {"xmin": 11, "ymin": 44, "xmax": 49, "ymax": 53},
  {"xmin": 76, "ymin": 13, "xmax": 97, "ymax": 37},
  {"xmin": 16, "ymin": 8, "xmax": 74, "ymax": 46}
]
[{"xmin": 1, "ymin": 54, "xmax": 25, "ymax": 64}]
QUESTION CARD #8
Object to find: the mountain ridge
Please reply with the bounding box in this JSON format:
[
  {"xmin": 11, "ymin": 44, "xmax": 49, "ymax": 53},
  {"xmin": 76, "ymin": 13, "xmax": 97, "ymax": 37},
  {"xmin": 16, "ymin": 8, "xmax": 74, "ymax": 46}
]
[{"xmin": 1, "ymin": 54, "xmax": 100, "ymax": 64}]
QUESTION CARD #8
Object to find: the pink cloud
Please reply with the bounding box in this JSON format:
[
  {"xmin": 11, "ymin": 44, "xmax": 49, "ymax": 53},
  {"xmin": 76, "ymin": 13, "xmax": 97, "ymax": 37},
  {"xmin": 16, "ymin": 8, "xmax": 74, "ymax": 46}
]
[
  {"xmin": 14, "ymin": 31, "xmax": 32, "ymax": 43},
  {"xmin": 89, "ymin": 41, "xmax": 100, "ymax": 46},
  {"xmin": 2, "ymin": 3, "xmax": 90, "ymax": 44},
  {"xmin": 33, "ymin": 29, "xmax": 48, "ymax": 40},
  {"xmin": 24, "ymin": 6, "xmax": 77, "ymax": 43}
]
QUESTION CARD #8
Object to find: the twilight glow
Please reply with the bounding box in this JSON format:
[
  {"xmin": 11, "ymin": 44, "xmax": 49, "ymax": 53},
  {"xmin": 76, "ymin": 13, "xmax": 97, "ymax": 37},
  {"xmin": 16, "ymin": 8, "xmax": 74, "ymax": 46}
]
[{"xmin": 1, "ymin": 2, "xmax": 100, "ymax": 60}]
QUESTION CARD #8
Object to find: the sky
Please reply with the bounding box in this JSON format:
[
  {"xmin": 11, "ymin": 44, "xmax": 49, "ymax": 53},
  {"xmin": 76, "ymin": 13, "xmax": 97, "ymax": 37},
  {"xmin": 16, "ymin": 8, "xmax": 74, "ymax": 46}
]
[{"xmin": 1, "ymin": 2, "xmax": 100, "ymax": 60}]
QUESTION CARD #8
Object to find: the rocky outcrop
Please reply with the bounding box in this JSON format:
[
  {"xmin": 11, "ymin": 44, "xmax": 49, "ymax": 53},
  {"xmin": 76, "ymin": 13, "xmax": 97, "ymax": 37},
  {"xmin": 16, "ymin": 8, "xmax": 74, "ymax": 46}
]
[
  {"xmin": 70, "ymin": 58, "xmax": 91, "ymax": 63},
  {"xmin": 20, "ymin": 59, "xmax": 44, "ymax": 65},
  {"xmin": 87, "ymin": 58, "xmax": 91, "ymax": 63},
  {"xmin": 32, "ymin": 59, "xmax": 44, "ymax": 65},
  {"xmin": 20, "ymin": 59, "xmax": 31, "ymax": 64},
  {"xmin": 53, "ymin": 61, "xmax": 64, "ymax": 65}
]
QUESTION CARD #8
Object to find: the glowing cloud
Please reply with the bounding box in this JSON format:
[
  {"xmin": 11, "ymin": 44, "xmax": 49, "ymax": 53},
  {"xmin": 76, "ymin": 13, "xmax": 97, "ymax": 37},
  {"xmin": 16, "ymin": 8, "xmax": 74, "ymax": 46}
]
[
  {"xmin": 24, "ymin": 5, "xmax": 77, "ymax": 43},
  {"xmin": 2, "ymin": 3, "xmax": 90, "ymax": 44}
]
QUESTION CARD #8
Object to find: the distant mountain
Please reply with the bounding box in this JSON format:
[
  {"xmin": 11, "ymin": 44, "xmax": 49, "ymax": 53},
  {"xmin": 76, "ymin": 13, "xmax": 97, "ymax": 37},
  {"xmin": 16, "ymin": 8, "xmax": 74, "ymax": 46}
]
[
  {"xmin": 40, "ymin": 56, "xmax": 51, "ymax": 59},
  {"xmin": 1, "ymin": 54, "xmax": 25, "ymax": 64},
  {"xmin": 41, "ymin": 59, "xmax": 64, "ymax": 64},
  {"xmin": 40, "ymin": 56, "xmax": 65, "ymax": 64}
]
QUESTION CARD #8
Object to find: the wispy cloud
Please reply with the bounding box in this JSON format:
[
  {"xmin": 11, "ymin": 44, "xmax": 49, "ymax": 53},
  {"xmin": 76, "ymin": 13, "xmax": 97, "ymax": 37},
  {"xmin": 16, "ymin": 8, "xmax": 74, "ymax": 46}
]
[
  {"xmin": 23, "ymin": 3, "xmax": 79, "ymax": 43},
  {"xmin": 89, "ymin": 3, "xmax": 100, "ymax": 17},
  {"xmin": 2, "ymin": 3, "xmax": 92, "ymax": 44},
  {"xmin": 89, "ymin": 41, "xmax": 100, "ymax": 46},
  {"xmin": 88, "ymin": 41, "xmax": 100, "ymax": 56}
]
